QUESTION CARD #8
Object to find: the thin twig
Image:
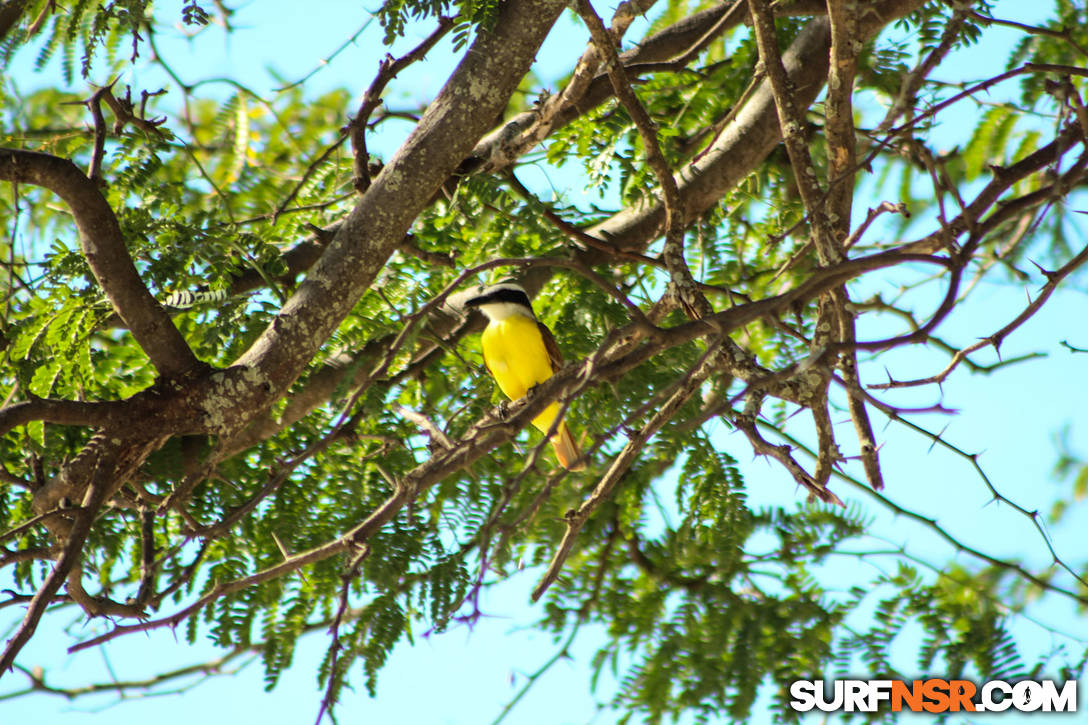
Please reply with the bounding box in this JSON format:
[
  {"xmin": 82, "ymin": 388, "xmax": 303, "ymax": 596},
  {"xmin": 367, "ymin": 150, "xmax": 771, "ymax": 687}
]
[
  {"xmin": 314, "ymin": 545, "xmax": 370, "ymax": 725},
  {"xmin": 575, "ymin": 0, "xmax": 710, "ymax": 319},
  {"xmin": 349, "ymin": 16, "xmax": 456, "ymax": 191},
  {"xmin": 770, "ymin": 423, "xmax": 1088, "ymax": 606},
  {"xmin": 532, "ymin": 339, "xmax": 723, "ymax": 601},
  {"xmin": 870, "ymin": 241, "xmax": 1088, "ymax": 389},
  {"xmin": 489, "ymin": 618, "xmax": 583, "ymax": 725},
  {"xmin": 0, "ymin": 446, "xmax": 116, "ymax": 673}
]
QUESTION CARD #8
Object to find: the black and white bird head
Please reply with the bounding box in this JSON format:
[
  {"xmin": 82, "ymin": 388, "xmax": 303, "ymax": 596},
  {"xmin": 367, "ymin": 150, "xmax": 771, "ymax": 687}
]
[{"xmin": 457, "ymin": 282, "xmax": 537, "ymax": 322}]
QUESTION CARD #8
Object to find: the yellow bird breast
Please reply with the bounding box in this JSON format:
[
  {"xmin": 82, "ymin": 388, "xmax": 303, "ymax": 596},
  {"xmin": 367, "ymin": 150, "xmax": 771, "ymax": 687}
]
[{"xmin": 480, "ymin": 315, "xmax": 561, "ymax": 434}]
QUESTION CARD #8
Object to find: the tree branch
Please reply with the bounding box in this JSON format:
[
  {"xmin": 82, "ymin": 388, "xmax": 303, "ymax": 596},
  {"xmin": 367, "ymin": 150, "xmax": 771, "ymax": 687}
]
[
  {"xmin": 470, "ymin": 0, "xmax": 829, "ymax": 175},
  {"xmin": 0, "ymin": 444, "xmax": 117, "ymax": 674},
  {"xmin": 349, "ymin": 16, "xmax": 456, "ymax": 192},
  {"xmin": 590, "ymin": 0, "xmax": 927, "ymax": 251},
  {"xmin": 0, "ymin": 0, "xmax": 29, "ymax": 42},
  {"xmin": 0, "ymin": 149, "xmax": 199, "ymax": 378},
  {"xmin": 532, "ymin": 340, "xmax": 722, "ymax": 600},
  {"xmin": 871, "ymin": 241, "xmax": 1088, "ymax": 389},
  {"xmin": 0, "ymin": 396, "xmax": 130, "ymax": 438},
  {"xmin": 64, "ymin": 242, "xmax": 935, "ymax": 653},
  {"xmin": 221, "ymin": 0, "xmax": 570, "ymax": 434},
  {"xmin": 576, "ymin": 0, "xmax": 709, "ymax": 319}
]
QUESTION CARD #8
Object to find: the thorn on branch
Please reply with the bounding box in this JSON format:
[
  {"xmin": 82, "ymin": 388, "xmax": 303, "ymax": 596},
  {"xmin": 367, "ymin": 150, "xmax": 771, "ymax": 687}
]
[
  {"xmin": 75, "ymin": 81, "xmax": 168, "ymax": 182},
  {"xmin": 988, "ymin": 162, "xmax": 1013, "ymax": 182},
  {"xmin": 733, "ymin": 394, "xmax": 844, "ymax": 507},
  {"xmin": 1029, "ymin": 258, "xmax": 1060, "ymax": 283}
]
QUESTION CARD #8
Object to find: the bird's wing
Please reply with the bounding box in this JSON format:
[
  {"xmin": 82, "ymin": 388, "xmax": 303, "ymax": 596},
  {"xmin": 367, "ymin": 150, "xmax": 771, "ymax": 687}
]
[{"xmin": 537, "ymin": 320, "xmax": 564, "ymax": 374}]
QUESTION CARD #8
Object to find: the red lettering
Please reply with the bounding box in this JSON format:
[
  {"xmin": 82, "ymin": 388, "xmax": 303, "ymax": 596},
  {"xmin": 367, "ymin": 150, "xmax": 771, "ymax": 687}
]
[
  {"xmin": 892, "ymin": 680, "xmax": 922, "ymax": 712},
  {"xmin": 922, "ymin": 679, "xmax": 950, "ymax": 713},
  {"xmin": 948, "ymin": 680, "xmax": 976, "ymax": 711}
]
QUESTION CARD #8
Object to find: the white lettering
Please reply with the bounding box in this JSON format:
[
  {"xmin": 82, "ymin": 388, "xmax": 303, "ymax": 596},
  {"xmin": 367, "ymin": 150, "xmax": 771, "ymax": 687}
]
[
  {"xmin": 1013, "ymin": 680, "xmax": 1043, "ymax": 712},
  {"xmin": 981, "ymin": 680, "xmax": 1012, "ymax": 712},
  {"xmin": 868, "ymin": 680, "xmax": 893, "ymax": 711},
  {"xmin": 789, "ymin": 681, "xmax": 816, "ymax": 712},
  {"xmin": 1040, "ymin": 680, "xmax": 1077, "ymax": 712},
  {"xmin": 788, "ymin": 678, "xmax": 1076, "ymax": 714},
  {"xmin": 817, "ymin": 680, "xmax": 844, "ymax": 712},
  {"xmin": 844, "ymin": 680, "xmax": 868, "ymax": 712}
]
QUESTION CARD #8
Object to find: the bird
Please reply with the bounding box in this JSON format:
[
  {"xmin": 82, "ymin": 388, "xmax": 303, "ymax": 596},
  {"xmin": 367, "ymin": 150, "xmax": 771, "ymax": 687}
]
[{"xmin": 460, "ymin": 282, "xmax": 585, "ymax": 471}]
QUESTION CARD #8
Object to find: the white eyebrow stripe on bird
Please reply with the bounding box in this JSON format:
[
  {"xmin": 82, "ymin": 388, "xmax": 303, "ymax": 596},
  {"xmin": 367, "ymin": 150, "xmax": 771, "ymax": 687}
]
[{"xmin": 464, "ymin": 286, "xmax": 533, "ymax": 310}]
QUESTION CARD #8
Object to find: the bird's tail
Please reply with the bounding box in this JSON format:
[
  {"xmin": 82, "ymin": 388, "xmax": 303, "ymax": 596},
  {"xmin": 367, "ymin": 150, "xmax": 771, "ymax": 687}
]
[{"xmin": 550, "ymin": 421, "xmax": 585, "ymax": 471}]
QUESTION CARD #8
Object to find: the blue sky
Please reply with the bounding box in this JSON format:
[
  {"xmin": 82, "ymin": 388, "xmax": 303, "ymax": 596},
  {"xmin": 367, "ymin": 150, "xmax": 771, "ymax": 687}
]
[{"xmin": 3, "ymin": 1, "xmax": 1087, "ymax": 723}]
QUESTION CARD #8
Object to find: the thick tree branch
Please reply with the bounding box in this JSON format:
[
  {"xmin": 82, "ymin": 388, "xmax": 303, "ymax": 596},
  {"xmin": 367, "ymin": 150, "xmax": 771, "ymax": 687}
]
[
  {"xmin": 219, "ymin": 0, "xmax": 569, "ymax": 434},
  {"xmin": 0, "ymin": 149, "xmax": 199, "ymax": 378},
  {"xmin": 590, "ymin": 0, "xmax": 927, "ymax": 251},
  {"xmin": 471, "ymin": 0, "xmax": 659, "ymax": 175},
  {"xmin": 470, "ymin": 0, "xmax": 829, "ymax": 175},
  {"xmin": 824, "ymin": 0, "xmax": 859, "ymax": 233},
  {"xmin": 0, "ymin": 396, "xmax": 130, "ymax": 438},
  {"xmin": 748, "ymin": 0, "xmax": 835, "ymax": 262},
  {"xmin": 87, "ymin": 0, "xmax": 923, "ymax": 345},
  {"xmin": 4, "ymin": 0, "xmax": 1086, "ymax": 706},
  {"xmin": 825, "ymin": 0, "xmax": 881, "ymax": 488}
]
